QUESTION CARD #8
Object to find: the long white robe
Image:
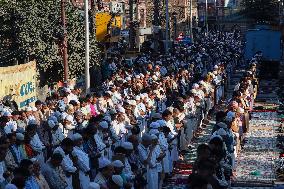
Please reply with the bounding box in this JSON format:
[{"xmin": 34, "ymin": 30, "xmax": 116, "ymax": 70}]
[
  {"xmin": 94, "ymin": 133, "xmax": 106, "ymax": 157},
  {"xmin": 154, "ymin": 145, "xmax": 162, "ymax": 173},
  {"xmin": 166, "ymin": 121, "xmax": 178, "ymax": 162},
  {"xmin": 137, "ymin": 116, "xmax": 147, "ymax": 139},
  {"xmin": 51, "ymin": 128, "xmax": 65, "ymax": 147},
  {"xmin": 30, "ymin": 133, "xmax": 45, "ymax": 153},
  {"xmin": 178, "ymin": 113, "xmax": 186, "ymax": 151},
  {"xmin": 54, "ymin": 146, "xmax": 77, "ymax": 189},
  {"xmin": 30, "ymin": 133, "xmax": 45, "ymax": 163},
  {"xmin": 113, "ymin": 121, "xmax": 127, "ymax": 144},
  {"xmin": 0, "ymin": 161, "xmax": 6, "ymax": 183},
  {"xmin": 105, "ymin": 137, "xmax": 113, "ymax": 160},
  {"xmin": 159, "ymin": 133, "xmax": 170, "ymax": 173},
  {"xmin": 147, "ymin": 147, "xmax": 159, "ymax": 189},
  {"xmin": 72, "ymin": 146, "xmax": 90, "ymax": 189},
  {"xmin": 4, "ymin": 121, "xmax": 17, "ymax": 134}
]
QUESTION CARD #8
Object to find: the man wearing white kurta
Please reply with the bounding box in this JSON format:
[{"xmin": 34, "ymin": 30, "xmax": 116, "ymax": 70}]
[
  {"xmin": 155, "ymin": 120, "xmax": 170, "ymax": 174},
  {"xmin": 30, "ymin": 131, "xmax": 45, "ymax": 164},
  {"xmin": 94, "ymin": 158, "xmax": 113, "ymax": 187},
  {"xmin": 71, "ymin": 133, "xmax": 90, "ymax": 189},
  {"xmin": 165, "ymin": 119, "xmax": 178, "ymax": 163},
  {"xmin": 3, "ymin": 113, "xmax": 17, "ymax": 134},
  {"xmin": 184, "ymin": 96, "xmax": 196, "ymax": 144},
  {"xmin": 147, "ymin": 134, "xmax": 159, "ymax": 189},
  {"xmin": 63, "ymin": 115, "xmax": 76, "ymax": 138},
  {"xmin": 54, "ymin": 138, "xmax": 77, "ymax": 189},
  {"xmin": 134, "ymin": 96, "xmax": 147, "ymax": 135},
  {"xmin": 98, "ymin": 121, "xmax": 113, "ymax": 160},
  {"xmin": 48, "ymin": 120, "xmax": 65, "ymax": 147},
  {"xmin": 137, "ymin": 134, "xmax": 158, "ymax": 189},
  {"xmin": 121, "ymin": 142, "xmax": 135, "ymax": 181},
  {"xmin": 94, "ymin": 131, "xmax": 107, "ymax": 158},
  {"xmin": 112, "ymin": 119, "xmax": 128, "ymax": 144}
]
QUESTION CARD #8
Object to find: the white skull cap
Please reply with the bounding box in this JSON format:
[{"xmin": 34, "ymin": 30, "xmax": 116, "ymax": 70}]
[
  {"xmin": 71, "ymin": 133, "xmax": 82, "ymax": 141},
  {"xmin": 48, "ymin": 120, "xmax": 56, "ymax": 128},
  {"xmin": 65, "ymin": 115, "xmax": 73, "ymax": 122},
  {"xmin": 99, "ymin": 121, "xmax": 109, "ymax": 129},
  {"xmin": 16, "ymin": 133, "xmax": 24, "ymax": 141},
  {"xmin": 121, "ymin": 141, "xmax": 134, "ymax": 150},
  {"xmin": 112, "ymin": 160, "xmax": 124, "ymax": 168},
  {"xmin": 149, "ymin": 122, "xmax": 160, "ymax": 129},
  {"xmin": 99, "ymin": 158, "xmax": 111, "ymax": 169}
]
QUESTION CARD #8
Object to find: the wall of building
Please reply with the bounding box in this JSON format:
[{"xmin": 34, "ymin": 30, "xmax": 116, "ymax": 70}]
[{"xmin": 144, "ymin": 0, "xmax": 198, "ymax": 37}]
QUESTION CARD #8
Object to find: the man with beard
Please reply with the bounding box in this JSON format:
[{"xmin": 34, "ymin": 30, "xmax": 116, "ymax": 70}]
[
  {"xmin": 42, "ymin": 153, "xmax": 67, "ymax": 189},
  {"xmin": 53, "ymin": 138, "xmax": 77, "ymax": 189}
]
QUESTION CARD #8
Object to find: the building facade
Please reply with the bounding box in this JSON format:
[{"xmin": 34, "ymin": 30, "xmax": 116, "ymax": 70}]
[{"xmin": 144, "ymin": 0, "xmax": 198, "ymax": 38}]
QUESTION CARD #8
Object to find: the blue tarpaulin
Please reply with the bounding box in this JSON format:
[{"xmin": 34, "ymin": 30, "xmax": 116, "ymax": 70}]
[
  {"xmin": 179, "ymin": 37, "xmax": 192, "ymax": 44},
  {"xmin": 244, "ymin": 28, "xmax": 282, "ymax": 61}
]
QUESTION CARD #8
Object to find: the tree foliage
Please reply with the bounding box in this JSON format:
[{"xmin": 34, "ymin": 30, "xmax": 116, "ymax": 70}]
[
  {"xmin": 0, "ymin": 0, "xmax": 101, "ymax": 85},
  {"xmin": 241, "ymin": 0, "xmax": 280, "ymax": 23}
]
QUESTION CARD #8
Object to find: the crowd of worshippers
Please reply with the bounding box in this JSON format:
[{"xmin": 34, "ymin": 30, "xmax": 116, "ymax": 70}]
[
  {"xmin": 188, "ymin": 60, "xmax": 258, "ymax": 189},
  {"xmin": 0, "ymin": 31, "xmax": 246, "ymax": 189}
]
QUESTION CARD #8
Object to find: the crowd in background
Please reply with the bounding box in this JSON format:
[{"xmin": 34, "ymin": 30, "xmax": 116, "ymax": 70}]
[{"xmin": 0, "ymin": 30, "xmax": 259, "ymax": 189}]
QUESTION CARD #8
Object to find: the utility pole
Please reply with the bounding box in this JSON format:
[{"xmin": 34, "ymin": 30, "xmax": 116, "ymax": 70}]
[
  {"xmin": 129, "ymin": 0, "xmax": 135, "ymax": 50},
  {"xmin": 215, "ymin": 0, "xmax": 217, "ymax": 30},
  {"xmin": 165, "ymin": 0, "xmax": 169, "ymax": 53},
  {"xmin": 61, "ymin": 0, "xmax": 68, "ymax": 84},
  {"xmin": 190, "ymin": 0, "xmax": 194, "ymax": 43},
  {"xmin": 153, "ymin": 0, "xmax": 160, "ymax": 52},
  {"xmin": 91, "ymin": 0, "xmax": 97, "ymax": 36},
  {"xmin": 135, "ymin": 0, "xmax": 140, "ymax": 51},
  {"xmin": 84, "ymin": 0, "xmax": 90, "ymax": 94}
]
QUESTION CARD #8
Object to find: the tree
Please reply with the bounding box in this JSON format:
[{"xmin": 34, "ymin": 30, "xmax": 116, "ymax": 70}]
[
  {"xmin": 241, "ymin": 0, "xmax": 280, "ymax": 23},
  {"xmin": 0, "ymin": 0, "xmax": 101, "ymax": 85}
]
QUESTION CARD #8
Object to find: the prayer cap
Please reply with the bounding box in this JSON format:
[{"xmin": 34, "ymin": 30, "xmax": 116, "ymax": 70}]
[
  {"xmin": 121, "ymin": 142, "xmax": 134, "ymax": 150},
  {"xmin": 99, "ymin": 121, "xmax": 109, "ymax": 129},
  {"xmin": 99, "ymin": 158, "xmax": 111, "ymax": 169},
  {"xmin": 16, "ymin": 133, "xmax": 24, "ymax": 141},
  {"xmin": 112, "ymin": 160, "xmax": 124, "ymax": 168}
]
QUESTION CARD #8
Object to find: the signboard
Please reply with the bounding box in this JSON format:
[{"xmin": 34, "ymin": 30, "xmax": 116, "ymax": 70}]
[
  {"xmin": 224, "ymin": 0, "xmax": 237, "ymax": 8},
  {"xmin": 110, "ymin": 2, "xmax": 124, "ymax": 13},
  {"xmin": 180, "ymin": 37, "xmax": 192, "ymax": 44},
  {"xmin": 120, "ymin": 30, "xmax": 129, "ymax": 36},
  {"xmin": 72, "ymin": 0, "xmax": 91, "ymax": 9},
  {"xmin": 96, "ymin": 13, "xmax": 122, "ymax": 41},
  {"xmin": 139, "ymin": 28, "xmax": 152, "ymax": 35},
  {"xmin": 0, "ymin": 61, "xmax": 37, "ymax": 109},
  {"xmin": 176, "ymin": 33, "xmax": 192, "ymax": 44}
]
